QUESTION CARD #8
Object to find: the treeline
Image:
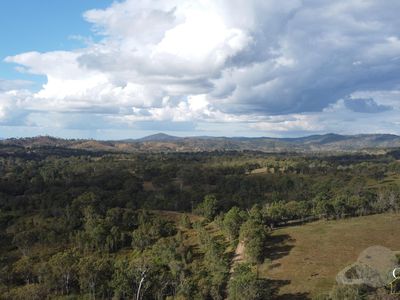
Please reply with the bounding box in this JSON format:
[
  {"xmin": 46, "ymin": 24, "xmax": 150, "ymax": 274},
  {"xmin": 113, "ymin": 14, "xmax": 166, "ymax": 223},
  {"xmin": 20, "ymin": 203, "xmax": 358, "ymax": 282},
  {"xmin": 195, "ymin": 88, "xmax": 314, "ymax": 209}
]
[{"xmin": 259, "ymin": 184, "xmax": 400, "ymax": 227}]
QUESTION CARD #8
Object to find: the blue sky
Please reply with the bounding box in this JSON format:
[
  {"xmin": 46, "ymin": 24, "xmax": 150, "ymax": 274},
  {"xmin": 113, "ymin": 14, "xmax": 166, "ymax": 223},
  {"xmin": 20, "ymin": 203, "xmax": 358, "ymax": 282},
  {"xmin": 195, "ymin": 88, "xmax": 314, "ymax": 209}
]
[
  {"xmin": 0, "ymin": 0, "xmax": 111, "ymax": 87},
  {"xmin": 1, "ymin": 0, "xmax": 400, "ymax": 139}
]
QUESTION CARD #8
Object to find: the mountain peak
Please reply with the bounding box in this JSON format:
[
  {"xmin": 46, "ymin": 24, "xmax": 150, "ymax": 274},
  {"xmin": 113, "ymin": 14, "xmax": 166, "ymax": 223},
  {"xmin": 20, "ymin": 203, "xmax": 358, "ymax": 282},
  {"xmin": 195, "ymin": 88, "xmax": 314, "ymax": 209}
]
[{"xmin": 137, "ymin": 133, "xmax": 182, "ymax": 142}]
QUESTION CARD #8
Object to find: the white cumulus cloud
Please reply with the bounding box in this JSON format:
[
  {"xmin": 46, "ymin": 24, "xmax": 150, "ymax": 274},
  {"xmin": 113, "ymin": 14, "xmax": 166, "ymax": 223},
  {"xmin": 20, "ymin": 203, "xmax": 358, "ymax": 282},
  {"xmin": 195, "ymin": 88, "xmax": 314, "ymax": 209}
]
[{"xmin": 2, "ymin": 0, "xmax": 400, "ymax": 137}]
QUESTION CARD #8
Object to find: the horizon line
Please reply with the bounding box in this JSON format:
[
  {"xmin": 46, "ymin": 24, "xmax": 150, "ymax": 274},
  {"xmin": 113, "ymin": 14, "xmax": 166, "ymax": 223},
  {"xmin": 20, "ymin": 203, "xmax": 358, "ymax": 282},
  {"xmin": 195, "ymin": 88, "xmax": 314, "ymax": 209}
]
[{"xmin": 1, "ymin": 132, "xmax": 400, "ymax": 142}]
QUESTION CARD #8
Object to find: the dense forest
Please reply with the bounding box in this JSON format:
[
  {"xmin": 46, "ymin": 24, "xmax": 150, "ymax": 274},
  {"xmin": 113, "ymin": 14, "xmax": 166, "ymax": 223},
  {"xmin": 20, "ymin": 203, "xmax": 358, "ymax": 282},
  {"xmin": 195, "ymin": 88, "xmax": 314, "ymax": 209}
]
[{"xmin": 1, "ymin": 144, "xmax": 400, "ymax": 299}]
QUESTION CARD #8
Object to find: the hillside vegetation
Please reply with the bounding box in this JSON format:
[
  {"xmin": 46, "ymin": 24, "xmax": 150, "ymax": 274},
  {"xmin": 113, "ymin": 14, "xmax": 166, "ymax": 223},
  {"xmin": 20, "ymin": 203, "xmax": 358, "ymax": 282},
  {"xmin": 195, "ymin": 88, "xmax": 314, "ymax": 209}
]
[
  {"xmin": 3, "ymin": 133, "xmax": 400, "ymax": 153},
  {"xmin": 0, "ymin": 145, "xmax": 400, "ymax": 299}
]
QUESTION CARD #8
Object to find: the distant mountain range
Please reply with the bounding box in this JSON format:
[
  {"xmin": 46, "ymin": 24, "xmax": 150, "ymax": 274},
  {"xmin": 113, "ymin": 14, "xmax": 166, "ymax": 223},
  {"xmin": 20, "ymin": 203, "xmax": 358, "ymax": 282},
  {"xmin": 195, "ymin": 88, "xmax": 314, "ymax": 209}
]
[{"xmin": 2, "ymin": 133, "xmax": 400, "ymax": 153}]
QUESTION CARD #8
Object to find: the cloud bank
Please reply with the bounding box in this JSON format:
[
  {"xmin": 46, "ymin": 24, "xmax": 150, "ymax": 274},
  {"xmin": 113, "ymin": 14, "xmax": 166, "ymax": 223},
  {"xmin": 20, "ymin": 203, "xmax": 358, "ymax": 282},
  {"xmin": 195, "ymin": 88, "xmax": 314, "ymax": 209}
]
[{"xmin": 2, "ymin": 0, "xmax": 400, "ymax": 137}]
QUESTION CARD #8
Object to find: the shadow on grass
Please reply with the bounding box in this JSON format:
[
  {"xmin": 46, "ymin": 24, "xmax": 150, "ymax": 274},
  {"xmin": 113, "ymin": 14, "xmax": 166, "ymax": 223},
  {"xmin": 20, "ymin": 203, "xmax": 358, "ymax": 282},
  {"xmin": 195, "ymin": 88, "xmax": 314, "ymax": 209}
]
[
  {"xmin": 269, "ymin": 262, "xmax": 281, "ymax": 269},
  {"xmin": 275, "ymin": 292, "xmax": 311, "ymax": 300},
  {"xmin": 267, "ymin": 279, "xmax": 310, "ymax": 300},
  {"xmin": 262, "ymin": 235, "xmax": 310, "ymax": 299},
  {"xmin": 264, "ymin": 233, "xmax": 295, "ymax": 261}
]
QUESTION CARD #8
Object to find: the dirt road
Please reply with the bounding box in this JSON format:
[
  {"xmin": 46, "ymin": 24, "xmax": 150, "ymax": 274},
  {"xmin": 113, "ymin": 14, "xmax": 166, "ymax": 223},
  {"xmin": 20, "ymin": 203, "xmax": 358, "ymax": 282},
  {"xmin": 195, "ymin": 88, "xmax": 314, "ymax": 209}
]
[{"xmin": 230, "ymin": 240, "xmax": 245, "ymax": 272}]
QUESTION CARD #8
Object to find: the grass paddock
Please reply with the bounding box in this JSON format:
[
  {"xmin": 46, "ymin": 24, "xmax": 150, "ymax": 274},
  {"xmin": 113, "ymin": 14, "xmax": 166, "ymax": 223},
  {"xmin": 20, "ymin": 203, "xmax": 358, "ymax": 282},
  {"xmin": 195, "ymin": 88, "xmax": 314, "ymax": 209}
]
[{"xmin": 260, "ymin": 213, "xmax": 400, "ymax": 299}]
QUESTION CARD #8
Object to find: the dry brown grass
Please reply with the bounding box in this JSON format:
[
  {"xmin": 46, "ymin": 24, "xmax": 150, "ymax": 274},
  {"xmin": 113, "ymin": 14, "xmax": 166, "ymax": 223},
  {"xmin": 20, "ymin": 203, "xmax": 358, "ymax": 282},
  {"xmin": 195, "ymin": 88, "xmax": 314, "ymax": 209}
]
[{"xmin": 260, "ymin": 213, "xmax": 400, "ymax": 299}]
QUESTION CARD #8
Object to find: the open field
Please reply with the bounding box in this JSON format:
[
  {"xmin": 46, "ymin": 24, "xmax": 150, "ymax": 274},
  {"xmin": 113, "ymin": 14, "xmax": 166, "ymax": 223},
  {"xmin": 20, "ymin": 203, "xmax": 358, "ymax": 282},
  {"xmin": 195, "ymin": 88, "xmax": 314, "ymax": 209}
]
[{"xmin": 260, "ymin": 213, "xmax": 400, "ymax": 299}]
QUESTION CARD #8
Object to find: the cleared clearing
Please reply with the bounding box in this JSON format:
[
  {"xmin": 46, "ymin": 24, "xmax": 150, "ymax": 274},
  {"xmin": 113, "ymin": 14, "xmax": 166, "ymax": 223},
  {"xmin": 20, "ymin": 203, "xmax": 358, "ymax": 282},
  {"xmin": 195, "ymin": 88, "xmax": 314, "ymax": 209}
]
[{"xmin": 260, "ymin": 213, "xmax": 400, "ymax": 299}]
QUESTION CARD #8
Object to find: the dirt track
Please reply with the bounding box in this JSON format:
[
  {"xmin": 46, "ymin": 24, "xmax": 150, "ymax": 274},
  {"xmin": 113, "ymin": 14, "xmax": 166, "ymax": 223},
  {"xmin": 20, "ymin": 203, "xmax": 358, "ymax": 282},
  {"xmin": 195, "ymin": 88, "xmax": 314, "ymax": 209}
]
[{"xmin": 230, "ymin": 240, "xmax": 245, "ymax": 272}]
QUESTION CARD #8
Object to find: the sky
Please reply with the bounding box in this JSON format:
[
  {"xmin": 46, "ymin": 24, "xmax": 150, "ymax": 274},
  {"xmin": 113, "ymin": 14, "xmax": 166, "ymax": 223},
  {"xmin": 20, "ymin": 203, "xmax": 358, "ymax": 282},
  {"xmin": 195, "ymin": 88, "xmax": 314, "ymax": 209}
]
[{"xmin": 1, "ymin": 0, "xmax": 400, "ymax": 139}]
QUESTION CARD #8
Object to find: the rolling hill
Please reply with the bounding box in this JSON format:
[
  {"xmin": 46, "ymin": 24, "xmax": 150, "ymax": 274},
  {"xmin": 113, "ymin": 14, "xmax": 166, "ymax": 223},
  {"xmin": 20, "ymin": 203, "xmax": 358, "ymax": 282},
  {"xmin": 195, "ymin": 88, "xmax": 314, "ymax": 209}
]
[{"xmin": 2, "ymin": 133, "xmax": 400, "ymax": 153}]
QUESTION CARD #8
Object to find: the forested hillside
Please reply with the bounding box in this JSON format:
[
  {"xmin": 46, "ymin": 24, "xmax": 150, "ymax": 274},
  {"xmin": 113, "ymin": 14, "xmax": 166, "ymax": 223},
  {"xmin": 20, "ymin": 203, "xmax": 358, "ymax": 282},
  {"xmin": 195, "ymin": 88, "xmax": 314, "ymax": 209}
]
[
  {"xmin": 3, "ymin": 133, "xmax": 400, "ymax": 153},
  {"xmin": 1, "ymin": 146, "xmax": 400, "ymax": 299}
]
